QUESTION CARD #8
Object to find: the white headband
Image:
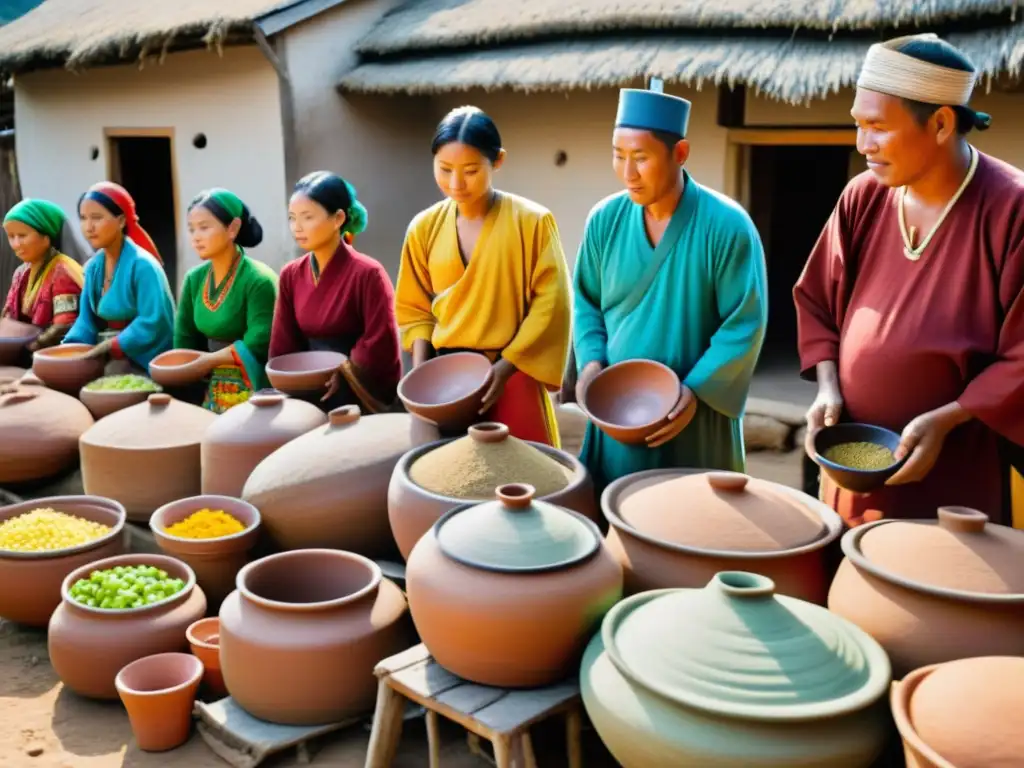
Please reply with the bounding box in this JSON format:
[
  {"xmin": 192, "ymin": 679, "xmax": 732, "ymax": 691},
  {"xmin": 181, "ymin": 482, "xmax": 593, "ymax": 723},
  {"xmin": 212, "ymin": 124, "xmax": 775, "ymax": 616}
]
[{"xmin": 857, "ymin": 34, "xmax": 977, "ymax": 106}]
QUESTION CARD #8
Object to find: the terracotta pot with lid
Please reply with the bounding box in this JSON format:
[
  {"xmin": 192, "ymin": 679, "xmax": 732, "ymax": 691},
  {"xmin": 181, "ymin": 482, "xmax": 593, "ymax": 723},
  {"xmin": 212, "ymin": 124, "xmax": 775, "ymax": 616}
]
[
  {"xmin": 602, "ymin": 469, "xmax": 843, "ymax": 603},
  {"xmin": 389, "ymin": 422, "xmax": 598, "ymax": 560},
  {"xmin": 79, "ymin": 393, "xmax": 217, "ymax": 522},
  {"xmin": 242, "ymin": 405, "xmax": 439, "ymax": 555},
  {"xmin": 580, "ymin": 571, "xmax": 891, "ymax": 767},
  {"xmin": 406, "ymin": 483, "xmax": 623, "ymax": 687},
  {"xmin": 828, "ymin": 506, "xmax": 1024, "ymax": 675},
  {"xmin": 0, "ymin": 373, "xmax": 94, "ymax": 485},
  {"xmin": 200, "ymin": 391, "xmax": 327, "ymax": 497}
]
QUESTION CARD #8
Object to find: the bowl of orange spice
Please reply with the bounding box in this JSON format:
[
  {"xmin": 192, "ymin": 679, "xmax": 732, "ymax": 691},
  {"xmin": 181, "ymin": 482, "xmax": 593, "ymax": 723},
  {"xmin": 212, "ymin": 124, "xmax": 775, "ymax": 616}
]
[{"xmin": 150, "ymin": 496, "xmax": 261, "ymax": 608}]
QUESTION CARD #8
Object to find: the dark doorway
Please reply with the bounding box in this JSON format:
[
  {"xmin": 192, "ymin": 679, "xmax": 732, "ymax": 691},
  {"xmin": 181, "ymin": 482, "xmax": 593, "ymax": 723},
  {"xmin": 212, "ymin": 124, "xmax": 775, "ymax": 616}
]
[{"xmin": 108, "ymin": 135, "xmax": 178, "ymax": 291}]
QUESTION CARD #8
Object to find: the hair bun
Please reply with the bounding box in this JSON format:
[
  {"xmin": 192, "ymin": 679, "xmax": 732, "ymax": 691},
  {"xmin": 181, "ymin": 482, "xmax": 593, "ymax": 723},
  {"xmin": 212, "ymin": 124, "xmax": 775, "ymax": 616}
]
[
  {"xmin": 345, "ymin": 200, "xmax": 368, "ymax": 236},
  {"xmin": 237, "ymin": 213, "xmax": 264, "ymax": 248}
]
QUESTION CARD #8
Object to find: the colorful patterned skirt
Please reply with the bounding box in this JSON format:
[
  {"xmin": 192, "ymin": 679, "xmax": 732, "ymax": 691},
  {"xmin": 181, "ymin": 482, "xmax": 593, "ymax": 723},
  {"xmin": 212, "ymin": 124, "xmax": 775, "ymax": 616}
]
[{"xmin": 203, "ymin": 365, "xmax": 253, "ymax": 414}]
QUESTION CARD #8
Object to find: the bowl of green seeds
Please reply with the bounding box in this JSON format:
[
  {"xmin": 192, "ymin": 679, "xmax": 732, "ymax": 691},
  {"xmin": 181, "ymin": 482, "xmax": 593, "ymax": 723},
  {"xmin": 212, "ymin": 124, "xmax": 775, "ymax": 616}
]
[
  {"xmin": 79, "ymin": 374, "xmax": 163, "ymax": 421},
  {"xmin": 812, "ymin": 423, "xmax": 908, "ymax": 493}
]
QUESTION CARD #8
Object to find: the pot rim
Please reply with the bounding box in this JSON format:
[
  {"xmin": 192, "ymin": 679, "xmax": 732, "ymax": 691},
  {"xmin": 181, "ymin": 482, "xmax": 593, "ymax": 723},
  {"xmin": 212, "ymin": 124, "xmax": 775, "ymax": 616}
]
[
  {"xmin": 601, "ymin": 468, "xmax": 843, "ymax": 559},
  {"xmin": 80, "ymin": 380, "xmax": 162, "ymax": 398},
  {"xmin": 33, "ymin": 343, "xmax": 95, "ymax": 360},
  {"xmin": 889, "ymin": 665, "xmax": 956, "ymax": 768},
  {"xmin": 185, "ymin": 617, "xmax": 220, "ymax": 651},
  {"xmin": 115, "ymin": 652, "xmax": 204, "ymax": 697},
  {"xmin": 582, "ymin": 359, "xmax": 679, "ymax": 435},
  {"xmin": 149, "ymin": 495, "xmax": 261, "ymax": 549},
  {"xmin": 602, "ymin": 579, "xmax": 891, "ymax": 723},
  {"xmin": 840, "ymin": 515, "xmax": 1024, "ymax": 604},
  {"xmin": 236, "ymin": 548, "xmax": 382, "ymax": 612},
  {"xmin": 0, "ymin": 495, "xmax": 127, "ymax": 561},
  {"xmin": 60, "ymin": 552, "xmax": 197, "ymax": 616},
  {"xmin": 265, "ymin": 350, "xmax": 346, "ymax": 378},
  {"xmin": 394, "ymin": 436, "xmax": 591, "ymax": 504},
  {"xmin": 396, "ymin": 351, "xmax": 491, "ymax": 411}
]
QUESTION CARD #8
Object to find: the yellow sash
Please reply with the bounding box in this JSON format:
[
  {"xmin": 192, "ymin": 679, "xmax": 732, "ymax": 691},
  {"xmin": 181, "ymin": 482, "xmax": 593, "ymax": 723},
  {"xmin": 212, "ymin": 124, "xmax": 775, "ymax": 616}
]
[{"xmin": 20, "ymin": 252, "xmax": 84, "ymax": 317}]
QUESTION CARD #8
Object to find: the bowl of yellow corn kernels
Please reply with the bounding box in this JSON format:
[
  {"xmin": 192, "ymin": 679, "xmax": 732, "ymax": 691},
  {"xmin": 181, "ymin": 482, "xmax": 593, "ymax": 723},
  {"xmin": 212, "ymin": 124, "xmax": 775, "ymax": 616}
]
[{"xmin": 0, "ymin": 495, "xmax": 127, "ymax": 627}]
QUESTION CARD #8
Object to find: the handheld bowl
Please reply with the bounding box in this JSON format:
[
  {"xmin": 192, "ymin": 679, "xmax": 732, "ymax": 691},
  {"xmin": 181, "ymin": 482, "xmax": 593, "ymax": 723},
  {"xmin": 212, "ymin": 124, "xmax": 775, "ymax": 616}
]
[
  {"xmin": 812, "ymin": 422, "xmax": 907, "ymax": 494},
  {"xmin": 582, "ymin": 360, "xmax": 684, "ymax": 445},
  {"xmin": 397, "ymin": 352, "xmax": 492, "ymax": 429}
]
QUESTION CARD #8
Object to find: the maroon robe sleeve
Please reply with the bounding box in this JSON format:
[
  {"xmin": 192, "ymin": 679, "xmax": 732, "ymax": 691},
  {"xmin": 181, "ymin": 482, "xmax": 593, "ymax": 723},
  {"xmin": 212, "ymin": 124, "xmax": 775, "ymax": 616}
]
[
  {"xmin": 268, "ymin": 263, "xmax": 306, "ymax": 359},
  {"xmin": 351, "ymin": 264, "xmax": 402, "ymax": 391}
]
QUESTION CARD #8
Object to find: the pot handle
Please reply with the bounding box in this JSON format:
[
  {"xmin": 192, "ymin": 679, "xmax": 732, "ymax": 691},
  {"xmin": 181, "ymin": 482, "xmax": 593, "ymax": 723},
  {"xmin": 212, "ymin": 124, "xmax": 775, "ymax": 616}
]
[
  {"xmin": 936, "ymin": 506, "xmax": 988, "ymax": 533},
  {"xmin": 706, "ymin": 472, "xmax": 749, "ymax": 492},
  {"xmin": 329, "ymin": 404, "xmax": 361, "ymax": 427},
  {"xmin": 250, "ymin": 392, "xmax": 286, "ymax": 408},
  {"xmin": 148, "ymin": 392, "xmax": 172, "ymax": 407},
  {"xmin": 469, "ymin": 422, "xmax": 510, "ymax": 443}
]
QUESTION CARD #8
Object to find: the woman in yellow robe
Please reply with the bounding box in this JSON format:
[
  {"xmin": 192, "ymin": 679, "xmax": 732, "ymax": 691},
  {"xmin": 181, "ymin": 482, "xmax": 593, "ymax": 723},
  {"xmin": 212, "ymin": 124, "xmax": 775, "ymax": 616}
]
[{"xmin": 395, "ymin": 106, "xmax": 572, "ymax": 446}]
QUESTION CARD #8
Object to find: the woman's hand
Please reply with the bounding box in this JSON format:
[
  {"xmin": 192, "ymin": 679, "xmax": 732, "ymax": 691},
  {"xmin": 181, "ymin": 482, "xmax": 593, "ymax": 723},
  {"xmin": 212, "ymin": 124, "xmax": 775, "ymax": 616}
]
[
  {"xmin": 322, "ymin": 370, "xmax": 343, "ymax": 403},
  {"xmin": 646, "ymin": 385, "xmax": 697, "ymax": 448},
  {"xmin": 575, "ymin": 361, "xmax": 604, "ymax": 409},
  {"xmin": 479, "ymin": 358, "xmax": 515, "ymax": 414},
  {"xmin": 81, "ymin": 338, "xmax": 115, "ymax": 360},
  {"xmin": 185, "ymin": 352, "xmax": 221, "ymax": 379}
]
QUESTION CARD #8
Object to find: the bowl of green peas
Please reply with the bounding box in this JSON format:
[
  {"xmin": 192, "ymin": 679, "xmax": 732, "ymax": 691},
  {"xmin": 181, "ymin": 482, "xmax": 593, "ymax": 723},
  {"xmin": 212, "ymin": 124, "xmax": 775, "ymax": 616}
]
[{"xmin": 79, "ymin": 374, "xmax": 162, "ymax": 420}]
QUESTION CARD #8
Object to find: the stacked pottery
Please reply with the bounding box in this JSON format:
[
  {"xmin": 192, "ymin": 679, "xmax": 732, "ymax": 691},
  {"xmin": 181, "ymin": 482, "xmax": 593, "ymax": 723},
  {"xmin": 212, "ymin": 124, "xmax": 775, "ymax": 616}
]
[
  {"xmin": 581, "ymin": 571, "xmax": 891, "ymax": 767},
  {"xmin": 406, "ymin": 484, "xmax": 623, "ymax": 687},
  {"xmin": 828, "ymin": 506, "xmax": 1024, "ymax": 675},
  {"xmin": 242, "ymin": 405, "xmax": 438, "ymax": 555},
  {"xmin": 79, "ymin": 393, "xmax": 217, "ymax": 521},
  {"xmin": 218, "ymin": 549, "xmax": 413, "ymax": 725},
  {"xmin": 602, "ymin": 469, "xmax": 842, "ymax": 603}
]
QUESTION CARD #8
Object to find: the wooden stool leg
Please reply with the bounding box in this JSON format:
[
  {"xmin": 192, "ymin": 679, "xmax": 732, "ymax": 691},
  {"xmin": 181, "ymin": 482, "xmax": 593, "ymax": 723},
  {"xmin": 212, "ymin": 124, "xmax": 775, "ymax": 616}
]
[
  {"xmin": 566, "ymin": 708, "xmax": 583, "ymax": 768},
  {"xmin": 520, "ymin": 732, "xmax": 538, "ymax": 768},
  {"xmin": 426, "ymin": 710, "xmax": 442, "ymax": 768},
  {"xmin": 364, "ymin": 679, "xmax": 406, "ymax": 768},
  {"xmin": 492, "ymin": 734, "xmax": 514, "ymax": 768}
]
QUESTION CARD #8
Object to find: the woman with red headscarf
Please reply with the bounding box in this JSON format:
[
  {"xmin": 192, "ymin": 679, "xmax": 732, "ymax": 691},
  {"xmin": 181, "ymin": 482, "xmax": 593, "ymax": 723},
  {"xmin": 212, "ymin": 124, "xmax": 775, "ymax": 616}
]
[{"xmin": 64, "ymin": 182, "xmax": 175, "ymax": 372}]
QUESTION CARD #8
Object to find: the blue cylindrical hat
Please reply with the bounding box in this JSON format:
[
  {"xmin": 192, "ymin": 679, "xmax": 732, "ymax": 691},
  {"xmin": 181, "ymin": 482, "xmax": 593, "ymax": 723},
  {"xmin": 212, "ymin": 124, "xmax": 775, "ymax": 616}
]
[{"xmin": 615, "ymin": 87, "xmax": 691, "ymax": 138}]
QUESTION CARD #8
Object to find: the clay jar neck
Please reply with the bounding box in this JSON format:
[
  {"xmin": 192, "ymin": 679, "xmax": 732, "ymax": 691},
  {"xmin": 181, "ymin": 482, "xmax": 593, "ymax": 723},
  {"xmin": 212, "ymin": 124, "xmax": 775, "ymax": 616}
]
[
  {"xmin": 328, "ymin": 404, "xmax": 361, "ymax": 429},
  {"xmin": 713, "ymin": 570, "xmax": 776, "ymax": 600},
  {"xmin": 705, "ymin": 471, "xmax": 750, "ymax": 493},
  {"xmin": 469, "ymin": 422, "xmax": 509, "ymax": 444},
  {"xmin": 496, "ymin": 483, "xmax": 535, "ymax": 510},
  {"xmin": 936, "ymin": 506, "xmax": 988, "ymax": 534},
  {"xmin": 148, "ymin": 392, "xmax": 172, "ymax": 409},
  {"xmin": 249, "ymin": 393, "xmax": 286, "ymax": 410},
  {"xmin": 237, "ymin": 549, "xmax": 382, "ymax": 614}
]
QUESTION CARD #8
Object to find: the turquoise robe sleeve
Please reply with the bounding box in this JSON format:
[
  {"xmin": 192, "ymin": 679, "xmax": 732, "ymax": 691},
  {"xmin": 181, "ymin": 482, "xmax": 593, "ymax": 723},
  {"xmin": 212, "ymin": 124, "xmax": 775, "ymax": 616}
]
[
  {"xmin": 115, "ymin": 251, "xmax": 176, "ymax": 368},
  {"xmin": 682, "ymin": 212, "xmax": 768, "ymax": 419},
  {"xmin": 572, "ymin": 208, "xmax": 608, "ymax": 372},
  {"xmin": 63, "ymin": 259, "xmax": 101, "ymax": 345}
]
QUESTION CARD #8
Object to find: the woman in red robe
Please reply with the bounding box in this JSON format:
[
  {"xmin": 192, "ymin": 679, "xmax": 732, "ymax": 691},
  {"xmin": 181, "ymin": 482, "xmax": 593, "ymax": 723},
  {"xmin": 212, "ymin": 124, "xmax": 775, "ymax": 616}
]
[{"xmin": 269, "ymin": 171, "xmax": 401, "ymax": 413}]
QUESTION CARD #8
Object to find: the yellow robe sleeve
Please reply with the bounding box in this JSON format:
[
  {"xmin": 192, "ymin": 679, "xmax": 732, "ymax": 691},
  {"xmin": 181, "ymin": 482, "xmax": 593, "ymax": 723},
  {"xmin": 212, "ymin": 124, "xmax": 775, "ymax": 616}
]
[
  {"xmin": 394, "ymin": 217, "xmax": 437, "ymax": 350},
  {"xmin": 501, "ymin": 212, "xmax": 572, "ymax": 390}
]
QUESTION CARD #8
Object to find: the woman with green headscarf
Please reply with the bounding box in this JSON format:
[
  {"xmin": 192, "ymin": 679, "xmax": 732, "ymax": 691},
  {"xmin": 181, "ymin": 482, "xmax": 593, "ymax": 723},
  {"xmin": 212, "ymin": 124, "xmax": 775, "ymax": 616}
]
[
  {"xmin": 171, "ymin": 188, "xmax": 278, "ymax": 413},
  {"xmin": 2, "ymin": 199, "xmax": 84, "ymax": 353}
]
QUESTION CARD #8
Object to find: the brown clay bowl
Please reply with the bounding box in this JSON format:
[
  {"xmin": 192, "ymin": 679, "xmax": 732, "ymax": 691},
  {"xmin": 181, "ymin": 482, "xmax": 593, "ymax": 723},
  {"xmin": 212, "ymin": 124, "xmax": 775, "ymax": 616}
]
[
  {"xmin": 0, "ymin": 317, "xmax": 40, "ymax": 365},
  {"xmin": 265, "ymin": 350, "xmax": 345, "ymax": 394},
  {"xmin": 397, "ymin": 352, "xmax": 492, "ymax": 429},
  {"xmin": 186, "ymin": 617, "xmax": 226, "ymax": 698},
  {"xmin": 0, "ymin": 495, "xmax": 127, "ymax": 626},
  {"xmin": 32, "ymin": 343, "xmax": 105, "ymax": 394},
  {"xmin": 79, "ymin": 378, "xmax": 162, "ymax": 420},
  {"xmin": 582, "ymin": 360, "xmax": 685, "ymax": 445},
  {"xmin": 115, "ymin": 652, "xmax": 204, "ymax": 752},
  {"xmin": 148, "ymin": 349, "xmax": 205, "ymax": 388},
  {"xmin": 150, "ymin": 496, "xmax": 261, "ymax": 609}
]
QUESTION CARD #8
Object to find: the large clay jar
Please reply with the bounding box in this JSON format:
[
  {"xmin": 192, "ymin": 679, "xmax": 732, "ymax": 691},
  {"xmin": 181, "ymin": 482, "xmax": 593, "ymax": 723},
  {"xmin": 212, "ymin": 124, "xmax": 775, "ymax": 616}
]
[
  {"xmin": 389, "ymin": 422, "xmax": 598, "ymax": 560},
  {"xmin": 48, "ymin": 553, "xmax": 208, "ymax": 699},
  {"xmin": 892, "ymin": 656, "xmax": 1024, "ymax": 768},
  {"xmin": 219, "ymin": 549, "xmax": 412, "ymax": 726},
  {"xmin": 242, "ymin": 405, "xmax": 439, "ymax": 555},
  {"xmin": 406, "ymin": 483, "xmax": 622, "ymax": 687},
  {"xmin": 0, "ymin": 373, "xmax": 94, "ymax": 485},
  {"xmin": 0, "ymin": 495, "xmax": 126, "ymax": 626},
  {"xmin": 200, "ymin": 392, "xmax": 327, "ymax": 497},
  {"xmin": 79, "ymin": 393, "xmax": 217, "ymax": 522},
  {"xmin": 602, "ymin": 469, "xmax": 842, "ymax": 604},
  {"xmin": 828, "ymin": 506, "xmax": 1024, "ymax": 676},
  {"xmin": 581, "ymin": 571, "xmax": 891, "ymax": 767}
]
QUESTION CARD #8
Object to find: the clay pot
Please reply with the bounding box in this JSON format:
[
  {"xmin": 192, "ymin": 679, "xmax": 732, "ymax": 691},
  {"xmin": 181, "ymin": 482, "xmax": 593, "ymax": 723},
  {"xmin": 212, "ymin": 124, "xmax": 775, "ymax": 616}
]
[
  {"xmin": 0, "ymin": 495, "xmax": 126, "ymax": 626},
  {"xmin": 602, "ymin": 469, "xmax": 842, "ymax": 603},
  {"xmin": 397, "ymin": 351, "xmax": 492, "ymax": 429},
  {"xmin": 0, "ymin": 374, "xmax": 94, "ymax": 485},
  {"xmin": 79, "ymin": 380, "xmax": 161, "ymax": 421},
  {"xmin": 580, "ymin": 571, "xmax": 891, "ymax": 767},
  {"xmin": 32, "ymin": 343, "xmax": 104, "ymax": 393},
  {"xmin": 79, "ymin": 393, "xmax": 217, "ymax": 522},
  {"xmin": 186, "ymin": 617, "xmax": 226, "ymax": 698},
  {"xmin": 48, "ymin": 553, "xmax": 207, "ymax": 699},
  {"xmin": 407, "ymin": 484, "xmax": 622, "ymax": 687},
  {"xmin": 891, "ymin": 656, "xmax": 1024, "ymax": 768},
  {"xmin": 116, "ymin": 652, "xmax": 203, "ymax": 752},
  {"xmin": 582, "ymin": 360, "xmax": 689, "ymax": 445},
  {"xmin": 243, "ymin": 405, "xmax": 439, "ymax": 555},
  {"xmin": 148, "ymin": 349, "xmax": 204, "ymax": 388},
  {"xmin": 0, "ymin": 317, "xmax": 40, "ymax": 365},
  {"xmin": 219, "ymin": 549, "xmax": 412, "ymax": 725},
  {"xmin": 812, "ymin": 422, "xmax": 907, "ymax": 493},
  {"xmin": 200, "ymin": 391, "xmax": 327, "ymax": 497},
  {"xmin": 150, "ymin": 496, "xmax": 261, "ymax": 608},
  {"xmin": 828, "ymin": 506, "xmax": 1024, "ymax": 676},
  {"xmin": 265, "ymin": 350, "xmax": 345, "ymax": 395},
  {"xmin": 389, "ymin": 422, "xmax": 598, "ymax": 560}
]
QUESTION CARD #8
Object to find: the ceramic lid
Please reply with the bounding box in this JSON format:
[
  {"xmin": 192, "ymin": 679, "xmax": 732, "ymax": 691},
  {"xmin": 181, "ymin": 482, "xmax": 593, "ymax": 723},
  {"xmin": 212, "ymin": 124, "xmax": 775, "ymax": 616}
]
[
  {"xmin": 603, "ymin": 571, "xmax": 891, "ymax": 721},
  {"xmin": 81, "ymin": 392, "xmax": 217, "ymax": 449},
  {"xmin": 203, "ymin": 392, "xmax": 327, "ymax": 446},
  {"xmin": 435, "ymin": 484, "xmax": 601, "ymax": 573},
  {"xmin": 845, "ymin": 507, "xmax": 1024, "ymax": 599},
  {"xmin": 908, "ymin": 657, "xmax": 1024, "ymax": 767},
  {"xmin": 611, "ymin": 471, "xmax": 831, "ymax": 552}
]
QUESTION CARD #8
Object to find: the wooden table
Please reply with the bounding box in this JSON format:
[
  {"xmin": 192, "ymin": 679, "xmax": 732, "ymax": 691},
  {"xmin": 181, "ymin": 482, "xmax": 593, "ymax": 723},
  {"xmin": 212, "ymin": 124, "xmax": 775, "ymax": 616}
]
[{"xmin": 365, "ymin": 644, "xmax": 583, "ymax": 768}]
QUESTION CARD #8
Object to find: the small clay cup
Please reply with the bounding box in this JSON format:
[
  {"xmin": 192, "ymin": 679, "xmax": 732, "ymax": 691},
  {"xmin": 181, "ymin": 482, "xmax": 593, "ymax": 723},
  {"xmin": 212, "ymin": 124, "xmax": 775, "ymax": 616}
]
[
  {"xmin": 32, "ymin": 343, "xmax": 104, "ymax": 394},
  {"xmin": 812, "ymin": 423, "xmax": 907, "ymax": 493},
  {"xmin": 150, "ymin": 496, "xmax": 261, "ymax": 609},
  {"xmin": 397, "ymin": 352, "xmax": 492, "ymax": 429},
  {"xmin": 116, "ymin": 652, "xmax": 203, "ymax": 752},
  {"xmin": 0, "ymin": 317, "xmax": 40, "ymax": 365},
  {"xmin": 148, "ymin": 349, "xmax": 205, "ymax": 388},
  {"xmin": 582, "ymin": 360, "xmax": 686, "ymax": 445},
  {"xmin": 80, "ymin": 380, "xmax": 161, "ymax": 420},
  {"xmin": 265, "ymin": 350, "xmax": 345, "ymax": 394},
  {"xmin": 186, "ymin": 617, "xmax": 225, "ymax": 698}
]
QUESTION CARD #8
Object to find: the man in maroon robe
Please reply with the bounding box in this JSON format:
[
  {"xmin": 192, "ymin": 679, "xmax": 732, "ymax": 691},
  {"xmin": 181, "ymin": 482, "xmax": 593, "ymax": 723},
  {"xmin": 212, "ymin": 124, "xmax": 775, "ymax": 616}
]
[{"xmin": 794, "ymin": 33, "xmax": 1024, "ymax": 526}]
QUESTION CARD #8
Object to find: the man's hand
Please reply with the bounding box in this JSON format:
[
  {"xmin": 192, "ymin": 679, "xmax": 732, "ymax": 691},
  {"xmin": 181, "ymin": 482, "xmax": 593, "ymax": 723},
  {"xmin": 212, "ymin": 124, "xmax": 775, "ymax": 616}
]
[
  {"xmin": 886, "ymin": 407, "xmax": 963, "ymax": 486},
  {"xmin": 479, "ymin": 359, "xmax": 515, "ymax": 414},
  {"xmin": 646, "ymin": 385, "xmax": 697, "ymax": 448},
  {"xmin": 575, "ymin": 361, "xmax": 604, "ymax": 408}
]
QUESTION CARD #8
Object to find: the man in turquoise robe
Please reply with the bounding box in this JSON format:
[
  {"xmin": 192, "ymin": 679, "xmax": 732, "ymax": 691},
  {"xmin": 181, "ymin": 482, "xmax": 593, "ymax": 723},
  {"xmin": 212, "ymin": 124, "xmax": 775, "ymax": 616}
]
[{"xmin": 573, "ymin": 82, "xmax": 769, "ymax": 493}]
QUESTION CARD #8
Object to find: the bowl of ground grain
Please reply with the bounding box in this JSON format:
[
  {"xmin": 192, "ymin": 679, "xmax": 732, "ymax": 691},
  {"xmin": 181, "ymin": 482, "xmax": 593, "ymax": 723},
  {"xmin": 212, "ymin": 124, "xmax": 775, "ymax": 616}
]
[
  {"xmin": 397, "ymin": 351, "xmax": 493, "ymax": 430},
  {"xmin": 388, "ymin": 421, "xmax": 599, "ymax": 559},
  {"xmin": 813, "ymin": 423, "xmax": 907, "ymax": 493}
]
